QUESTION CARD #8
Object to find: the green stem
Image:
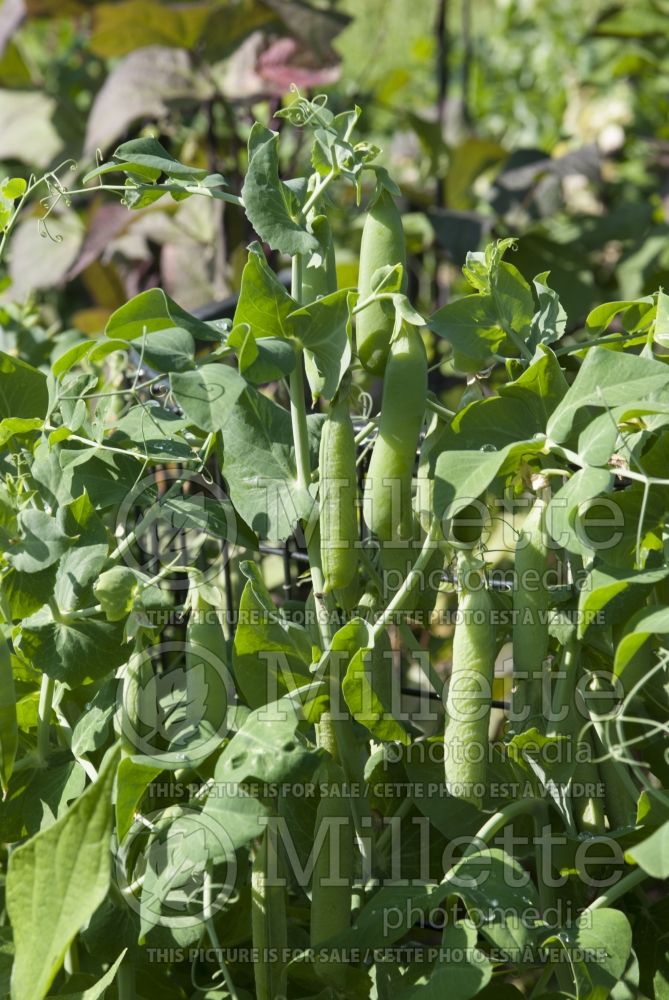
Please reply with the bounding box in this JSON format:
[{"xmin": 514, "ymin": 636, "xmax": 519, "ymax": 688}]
[
  {"xmin": 464, "ymin": 797, "xmax": 545, "ymax": 857},
  {"xmin": 204, "ymin": 867, "xmax": 239, "ymax": 1000},
  {"xmin": 116, "ymin": 961, "xmax": 136, "ymax": 1000},
  {"xmin": 426, "ymin": 397, "xmax": 455, "ymax": 420},
  {"xmin": 110, "ymin": 479, "xmax": 184, "ymax": 562},
  {"xmin": 37, "ymin": 673, "xmax": 55, "ymax": 763},
  {"xmin": 372, "ymin": 521, "xmax": 441, "ymax": 641},
  {"xmin": 301, "ymin": 169, "xmax": 336, "ymax": 219},
  {"xmin": 584, "ymin": 866, "xmax": 648, "ymax": 912}
]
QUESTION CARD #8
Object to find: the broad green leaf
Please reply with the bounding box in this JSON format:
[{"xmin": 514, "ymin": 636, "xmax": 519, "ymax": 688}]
[
  {"xmin": 399, "ymin": 920, "xmax": 493, "ymax": 999},
  {"xmin": 17, "ymin": 608, "xmax": 131, "ymax": 688},
  {"xmin": 170, "ymin": 363, "xmax": 247, "ymax": 433},
  {"xmin": 49, "ymin": 950, "xmax": 127, "ymax": 1000},
  {"xmin": 584, "ymin": 297, "xmax": 655, "ymax": 336},
  {"xmin": 0, "ymin": 758, "xmax": 86, "ymax": 843},
  {"xmin": 541, "ymin": 908, "xmax": 632, "ymax": 1000},
  {"xmin": 0, "ymin": 351, "xmax": 48, "ymax": 420},
  {"xmin": 89, "ymin": 0, "xmax": 210, "ymax": 57},
  {"xmin": 71, "ymin": 678, "xmax": 117, "ymax": 758},
  {"xmin": 105, "ymin": 287, "xmax": 219, "ymax": 344},
  {"xmin": 241, "ymin": 124, "xmax": 318, "ymax": 257},
  {"xmin": 434, "ymin": 438, "xmax": 545, "ymax": 521},
  {"xmin": 7, "ymin": 747, "xmax": 120, "ymax": 1000},
  {"xmin": 627, "ymin": 822, "xmax": 669, "ymax": 878},
  {"xmin": 288, "ymin": 289, "xmax": 353, "ymax": 401},
  {"xmin": 221, "ymin": 384, "xmax": 320, "ymax": 540},
  {"xmin": 53, "ymin": 493, "xmax": 109, "ymax": 615},
  {"xmin": 328, "ymin": 849, "xmax": 539, "ymax": 952},
  {"xmin": 52, "ymin": 339, "xmax": 130, "ymax": 378},
  {"xmin": 232, "ymin": 243, "xmax": 295, "ymax": 341},
  {"xmin": 528, "ymin": 272, "xmax": 567, "ymax": 349},
  {"xmin": 578, "ymin": 566, "xmax": 669, "ymax": 637},
  {"xmin": 342, "ymin": 628, "xmax": 409, "ymax": 743},
  {"xmin": 233, "ymin": 562, "xmax": 312, "ymax": 708},
  {"xmin": 614, "ymin": 606, "xmax": 669, "ymax": 677},
  {"xmin": 0, "ymin": 639, "xmax": 17, "ymax": 793},
  {"xmin": 131, "ymin": 327, "xmax": 195, "ymax": 374},
  {"xmin": 546, "ymin": 347, "xmax": 669, "ymax": 446},
  {"xmin": 428, "ymin": 293, "xmax": 506, "ymax": 372},
  {"xmin": 115, "ymin": 756, "xmax": 162, "ymax": 842},
  {"xmin": 0, "ymin": 417, "xmax": 43, "ymax": 444},
  {"xmin": 7, "ymin": 509, "xmax": 72, "ymax": 574},
  {"xmin": 202, "ymin": 698, "xmax": 317, "ymax": 860},
  {"xmin": 85, "ymin": 135, "xmax": 209, "ymax": 183},
  {"xmin": 655, "ymin": 290, "xmax": 669, "ymax": 349},
  {"xmin": 545, "ymin": 467, "xmax": 613, "ymax": 557}
]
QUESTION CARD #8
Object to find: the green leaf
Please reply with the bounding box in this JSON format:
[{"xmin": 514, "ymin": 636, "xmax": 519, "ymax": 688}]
[
  {"xmin": 17, "ymin": 608, "xmax": 131, "ymax": 688},
  {"xmin": 342, "ymin": 625, "xmax": 409, "ymax": 743},
  {"xmin": 131, "ymin": 327, "xmax": 195, "ymax": 374},
  {"xmin": 241, "ymin": 124, "xmax": 318, "ymax": 257},
  {"xmin": 170, "ymin": 363, "xmax": 247, "ymax": 433},
  {"xmin": 232, "ymin": 243, "xmax": 296, "ymax": 341},
  {"xmin": 85, "ymin": 136, "xmax": 209, "ymax": 183},
  {"xmin": 105, "ymin": 288, "xmax": 220, "ymax": 344},
  {"xmin": 288, "ymin": 290, "xmax": 353, "ymax": 401},
  {"xmin": 528, "ymin": 272, "xmax": 567, "ymax": 349},
  {"xmin": 546, "ymin": 347, "xmax": 669, "ymax": 447},
  {"xmin": 7, "ymin": 509, "xmax": 72, "ymax": 574},
  {"xmin": 542, "ymin": 908, "xmax": 632, "ymax": 1000},
  {"xmin": 614, "ymin": 606, "xmax": 669, "ymax": 678},
  {"xmin": 7, "ymin": 746, "xmax": 120, "ymax": 1000},
  {"xmin": 578, "ymin": 566, "xmax": 669, "ymax": 637},
  {"xmin": 71, "ymin": 678, "xmax": 117, "ymax": 758},
  {"xmin": 221, "ymin": 385, "xmax": 320, "ymax": 540},
  {"xmin": 115, "ymin": 756, "xmax": 162, "ymax": 843},
  {"xmin": 428, "ymin": 293, "xmax": 506, "ymax": 372},
  {"xmin": 49, "ymin": 950, "xmax": 127, "ymax": 1000},
  {"xmin": 627, "ymin": 822, "xmax": 669, "ymax": 878},
  {"xmin": 399, "ymin": 920, "xmax": 493, "ymax": 999},
  {"xmin": 0, "ymin": 351, "xmax": 48, "ymax": 420},
  {"xmin": 0, "ymin": 639, "xmax": 18, "ymax": 793},
  {"xmin": 546, "ymin": 467, "xmax": 614, "ymax": 557},
  {"xmin": 89, "ymin": 0, "xmax": 210, "ymax": 57},
  {"xmin": 233, "ymin": 562, "xmax": 313, "ymax": 708},
  {"xmin": 0, "ymin": 417, "xmax": 43, "ymax": 445}
]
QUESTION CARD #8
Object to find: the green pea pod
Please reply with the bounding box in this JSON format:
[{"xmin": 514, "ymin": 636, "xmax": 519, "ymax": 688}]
[
  {"xmin": 356, "ymin": 189, "xmax": 406, "ymax": 375},
  {"xmin": 121, "ymin": 645, "xmax": 154, "ymax": 757},
  {"xmin": 443, "ymin": 564, "xmax": 496, "ymax": 809},
  {"xmin": 363, "ymin": 323, "xmax": 427, "ymax": 543},
  {"xmin": 310, "ymin": 761, "xmax": 353, "ymax": 987},
  {"xmin": 252, "ymin": 825, "xmax": 288, "ymax": 1000},
  {"xmin": 303, "ymin": 215, "xmax": 337, "ymax": 302},
  {"xmin": 511, "ymin": 496, "xmax": 550, "ymax": 732},
  {"xmin": 320, "ymin": 395, "xmax": 359, "ymax": 594}
]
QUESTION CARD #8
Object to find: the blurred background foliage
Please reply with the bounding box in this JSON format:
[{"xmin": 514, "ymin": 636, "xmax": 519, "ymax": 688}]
[{"xmin": 1, "ymin": 0, "xmax": 669, "ymax": 370}]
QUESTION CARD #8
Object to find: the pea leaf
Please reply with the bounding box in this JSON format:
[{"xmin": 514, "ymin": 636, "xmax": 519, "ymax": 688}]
[
  {"xmin": 233, "ymin": 561, "xmax": 313, "ymax": 708},
  {"xmin": 398, "ymin": 920, "xmax": 493, "ymax": 999},
  {"xmin": 105, "ymin": 287, "xmax": 220, "ymax": 344},
  {"xmin": 0, "ymin": 351, "xmax": 48, "ymax": 420},
  {"xmin": 342, "ymin": 625, "xmax": 409, "ymax": 743},
  {"xmin": 627, "ymin": 821, "xmax": 669, "ymax": 878},
  {"xmin": 17, "ymin": 608, "xmax": 131, "ymax": 688},
  {"xmin": 51, "ymin": 950, "xmax": 127, "ymax": 1000},
  {"xmin": 7, "ymin": 509, "xmax": 72, "ymax": 574},
  {"xmin": 6, "ymin": 746, "xmax": 119, "ymax": 1000},
  {"xmin": 241, "ymin": 124, "xmax": 318, "ymax": 257},
  {"xmin": 170, "ymin": 363, "xmax": 247, "ymax": 433},
  {"xmin": 614, "ymin": 606, "xmax": 669, "ymax": 678},
  {"xmin": 288, "ymin": 289, "xmax": 353, "ymax": 401}
]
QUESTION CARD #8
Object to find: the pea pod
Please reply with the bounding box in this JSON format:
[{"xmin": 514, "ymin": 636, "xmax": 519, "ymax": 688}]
[
  {"xmin": 252, "ymin": 825, "xmax": 288, "ymax": 1000},
  {"xmin": 443, "ymin": 563, "xmax": 496, "ymax": 809},
  {"xmin": 363, "ymin": 323, "xmax": 427, "ymax": 543},
  {"xmin": 320, "ymin": 394, "xmax": 359, "ymax": 594},
  {"xmin": 511, "ymin": 496, "xmax": 550, "ymax": 733},
  {"xmin": 356, "ymin": 189, "xmax": 406, "ymax": 374},
  {"xmin": 310, "ymin": 761, "xmax": 353, "ymax": 987}
]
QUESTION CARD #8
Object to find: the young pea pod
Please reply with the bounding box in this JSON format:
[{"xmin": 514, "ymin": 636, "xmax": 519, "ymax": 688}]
[
  {"xmin": 303, "ymin": 214, "xmax": 337, "ymax": 302},
  {"xmin": 310, "ymin": 761, "xmax": 353, "ymax": 987},
  {"xmin": 252, "ymin": 825, "xmax": 288, "ymax": 1000},
  {"xmin": 363, "ymin": 323, "xmax": 427, "ymax": 544},
  {"xmin": 320, "ymin": 394, "xmax": 359, "ymax": 594},
  {"xmin": 356, "ymin": 189, "xmax": 406, "ymax": 374},
  {"xmin": 511, "ymin": 495, "xmax": 550, "ymax": 733},
  {"xmin": 443, "ymin": 562, "xmax": 496, "ymax": 809}
]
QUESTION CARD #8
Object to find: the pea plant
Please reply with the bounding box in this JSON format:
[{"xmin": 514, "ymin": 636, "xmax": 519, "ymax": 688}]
[{"xmin": 1, "ymin": 92, "xmax": 669, "ymax": 1000}]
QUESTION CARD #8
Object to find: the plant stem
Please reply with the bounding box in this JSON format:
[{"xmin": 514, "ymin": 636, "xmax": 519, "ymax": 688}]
[
  {"xmin": 204, "ymin": 866, "xmax": 239, "ymax": 1000},
  {"xmin": 585, "ymin": 866, "xmax": 648, "ymax": 911},
  {"xmin": 372, "ymin": 521, "xmax": 441, "ymax": 641},
  {"xmin": 37, "ymin": 673, "xmax": 55, "ymax": 763},
  {"xmin": 116, "ymin": 961, "xmax": 136, "ymax": 1000}
]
